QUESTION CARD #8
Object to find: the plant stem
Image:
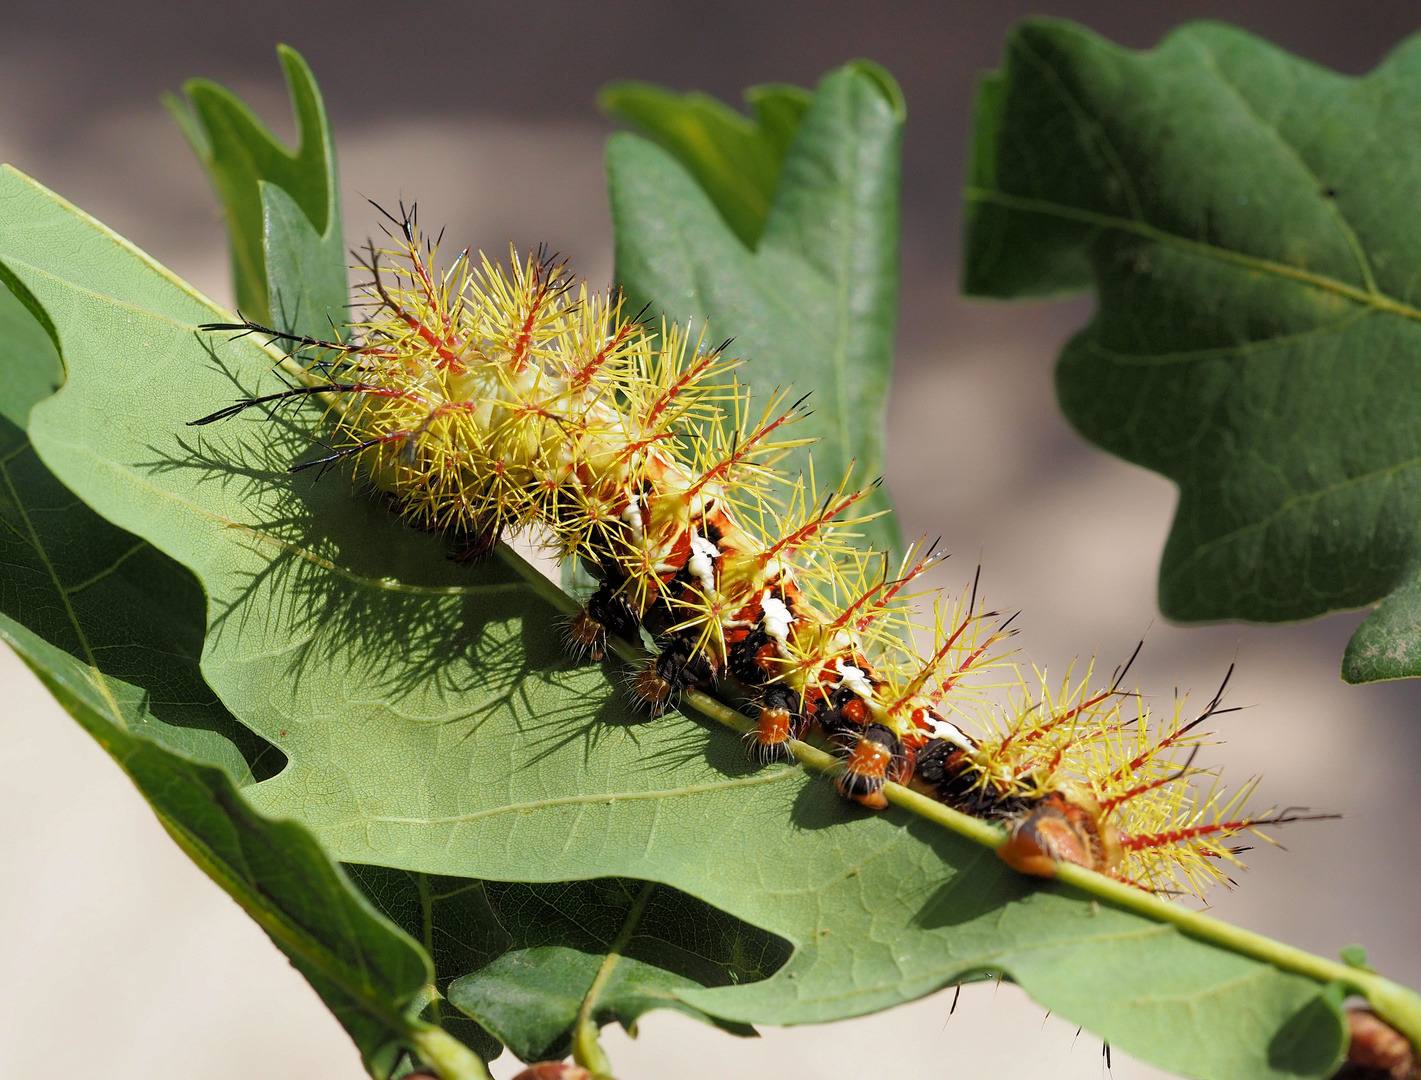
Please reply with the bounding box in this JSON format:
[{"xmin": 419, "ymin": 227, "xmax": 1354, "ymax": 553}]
[
  {"xmin": 1049, "ymin": 861, "xmax": 1421, "ymax": 1048},
  {"xmin": 494, "ymin": 539, "xmax": 1421, "ymax": 1044},
  {"xmin": 571, "ymin": 880, "xmax": 658, "ymax": 1080},
  {"xmin": 408, "ymin": 1023, "xmax": 493, "ymax": 1080}
]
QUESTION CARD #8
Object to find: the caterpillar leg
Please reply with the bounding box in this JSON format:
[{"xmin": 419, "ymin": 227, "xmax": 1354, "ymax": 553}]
[
  {"xmin": 565, "ymin": 610, "xmax": 609, "ymax": 661},
  {"xmin": 834, "ymin": 724, "xmax": 904, "ymax": 810},
  {"xmin": 631, "ymin": 635, "xmax": 715, "ymax": 713},
  {"xmin": 749, "ymin": 685, "xmax": 807, "ymax": 761},
  {"xmin": 1342, "ymin": 1009, "xmax": 1416, "ymax": 1080},
  {"xmin": 566, "ymin": 581, "xmax": 642, "ymax": 662},
  {"xmin": 631, "ymin": 662, "xmax": 677, "ymax": 712}
]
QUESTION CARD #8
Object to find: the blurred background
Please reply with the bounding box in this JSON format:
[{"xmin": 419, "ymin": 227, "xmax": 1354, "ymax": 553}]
[{"xmin": 2, "ymin": 2, "xmax": 1420, "ymax": 1077}]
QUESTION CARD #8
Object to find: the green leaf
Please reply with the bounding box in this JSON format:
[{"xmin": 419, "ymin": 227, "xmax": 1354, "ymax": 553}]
[
  {"xmin": 166, "ymin": 44, "xmax": 343, "ymax": 330},
  {"xmin": 962, "ymin": 18, "xmax": 1421, "ymax": 682},
  {"xmin": 178, "ymin": 61, "xmax": 797, "ymax": 1062},
  {"xmin": 350, "ymin": 872, "xmax": 780, "ymax": 1062},
  {"xmin": 0, "ymin": 280, "xmax": 275, "ymax": 782},
  {"xmin": 262, "ymin": 178, "xmax": 349, "ymax": 341},
  {"xmin": 600, "ymin": 80, "xmax": 811, "ymax": 248},
  {"xmin": 0, "ymin": 261, "xmax": 61, "ymax": 427},
  {"xmin": 0, "ymin": 164, "xmax": 1370, "ymax": 1080},
  {"xmin": 0, "ymin": 614, "xmax": 462, "ymax": 1080},
  {"xmin": 0, "ymin": 269, "xmax": 493, "ymax": 1077},
  {"xmin": 607, "ymin": 62, "xmax": 905, "ymax": 556}
]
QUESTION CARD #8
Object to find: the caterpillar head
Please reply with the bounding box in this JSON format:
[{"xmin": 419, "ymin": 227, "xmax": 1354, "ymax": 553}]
[{"xmin": 996, "ymin": 788, "xmax": 1123, "ymax": 878}]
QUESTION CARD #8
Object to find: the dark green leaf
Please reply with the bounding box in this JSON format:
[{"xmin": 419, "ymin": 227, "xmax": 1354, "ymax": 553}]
[
  {"xmin": 166, "ymin": 45, "xmax": 342, "ymax": 330},
  {"xmin": 0, "ymin": 614, "xmax": 445, "ymax": 1079},
  {"xmin": 963, "ymin": 19, "xmax": 1421, "ymax": 682},
  {"xmin": 0, "ymin": 131, "xmax": 1359, "ymax": 1079},
  {"xmin": 352, "ymin": 872, "xmax": 781, "ymax": 1062},
  {"xmin": 608, "ymin": 61, "xmax": 905, "ymax": 556},
  {"xmin": 600, "ymin": 79, "xmax": 811, "ymax": 247}
]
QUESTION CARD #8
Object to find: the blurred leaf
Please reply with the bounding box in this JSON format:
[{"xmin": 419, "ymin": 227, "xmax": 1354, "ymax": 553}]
[
  {"xmin": 0, "ymin": 163, "xmax": 1360, "ymax": 1080},
  {"xmin": 608, "ymin": 61, "xmax": 905, "ymax": 556},
  {"xmin": 352, "ymin": 872, "xmax": 780, "ymax": 1062},
  {"xmin": 600, "ymin": 80, "xmax": 811, "ymax": 247},
  {"xmin": 963, "ymin": 19, "xmax": 1421, "ymax": 682},
  {"xmin": 166, "ymin": 44, "xmax": 343, "ymax": 330}
]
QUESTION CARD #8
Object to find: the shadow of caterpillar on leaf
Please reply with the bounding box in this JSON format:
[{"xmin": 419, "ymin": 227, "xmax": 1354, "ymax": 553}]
[{"xmin": 189, "ymin": 201, "xmax": 1333, "ymax": 900}]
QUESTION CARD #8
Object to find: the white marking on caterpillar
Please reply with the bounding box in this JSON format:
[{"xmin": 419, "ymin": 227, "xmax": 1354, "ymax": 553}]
[
  {"xmin": 927, "ymin": 716, "xmax": 975, "ymax": 751},
  {"xmin": 760, "ymin": 596, "xmax": 794, "ymax": 645},
  {"xmin": 620, "ymin": 499, "xmax": 644, "ymax": 540},
  {"xmin": 687, "ymin": 534, "xmax": 720, "ymax": 595},
  {"xmin": 835, "ymin": 660, "xmax": 874, "ymax": 700}
]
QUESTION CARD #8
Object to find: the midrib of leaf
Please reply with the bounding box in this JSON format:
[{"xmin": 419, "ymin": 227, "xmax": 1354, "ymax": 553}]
[
  {"xmin": 962, "ymin": 188, "xmax": 1421, "ymax": 322},
  {"xmin": 488, "ymin": 544, "xmax": 1421, "ymax": 1042},
  {"xmin": 0, "ymin": 444, "xmax": 125, "ymax": 723}
]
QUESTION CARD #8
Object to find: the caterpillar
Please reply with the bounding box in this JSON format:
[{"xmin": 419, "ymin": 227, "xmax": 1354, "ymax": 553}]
[{"xmin": 191, "ymin": 205, "xmax": 1327, "ymax": 898}]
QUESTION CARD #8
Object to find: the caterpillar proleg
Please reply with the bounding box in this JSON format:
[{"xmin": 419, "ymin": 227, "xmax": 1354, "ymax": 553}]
[{"xmin": 193, "ymin": 207, "xmax": 1329, "ymax": 898}]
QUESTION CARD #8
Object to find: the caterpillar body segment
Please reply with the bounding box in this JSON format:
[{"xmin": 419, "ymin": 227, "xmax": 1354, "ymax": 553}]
[{"xmin": 193, "ymin": 211, "xmax": 1327, "ymax": 898}]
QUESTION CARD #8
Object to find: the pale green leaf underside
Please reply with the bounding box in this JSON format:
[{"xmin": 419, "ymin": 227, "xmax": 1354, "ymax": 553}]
[
  {"xmin": 0, "ymin": 164, "xmax": 1346, "ymax": 1078},
  {"xmin": 0, "ymin": 266, "xmax": 775, "ymax": 1064},
  {"xmin": 0, "ymin": 262, "xmax": 275, "ymax": 783},
  {"xmin": 963, "ymin": 19, "xmax": 1421, "ymax": 682}
]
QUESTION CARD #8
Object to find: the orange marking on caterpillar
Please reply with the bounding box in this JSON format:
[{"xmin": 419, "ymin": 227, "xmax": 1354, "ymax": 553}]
[{"xmin": 836, "ymin": 733, "xmax": 893, "ymax": 810}]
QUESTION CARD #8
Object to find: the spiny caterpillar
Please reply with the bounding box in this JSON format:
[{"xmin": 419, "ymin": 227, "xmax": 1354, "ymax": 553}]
[{"xmin": 192, "ymin": 206, "xmax": 1327, "ymax": 898}]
